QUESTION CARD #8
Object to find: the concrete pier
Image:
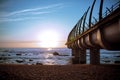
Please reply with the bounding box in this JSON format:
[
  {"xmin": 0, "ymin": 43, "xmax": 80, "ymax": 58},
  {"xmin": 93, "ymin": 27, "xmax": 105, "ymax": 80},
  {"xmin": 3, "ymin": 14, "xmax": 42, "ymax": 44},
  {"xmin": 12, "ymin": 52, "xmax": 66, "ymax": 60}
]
[
  {"xmin": 72, "ymin": 49, "xmax": 79, "ymax": 64},
  {"xmin": 72, "ymin": 49, "xmax": 86, "ymax": 64},
  {"xmin": 66, "ymin": 1, "xmax": 120, "ymax": 65},
  {"xmin": 90, "ymin": 48, "xmax": 100, "ymax": 64},
  {"xmin": 79, "ymin": 49, "xmax": 86, "ymax": 64}
]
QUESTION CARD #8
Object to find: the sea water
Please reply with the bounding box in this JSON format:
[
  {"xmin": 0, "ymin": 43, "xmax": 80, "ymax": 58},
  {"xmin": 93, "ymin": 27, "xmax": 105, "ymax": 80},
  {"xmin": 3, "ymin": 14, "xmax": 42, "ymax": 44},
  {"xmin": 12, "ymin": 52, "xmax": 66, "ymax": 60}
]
[
  {"xmin": 0, "ymin": 48, "xmax": 120, "ymax": 65},
  {"xmin": 0, "ymin": 48, "xmax": 72, "ymax": 65}
]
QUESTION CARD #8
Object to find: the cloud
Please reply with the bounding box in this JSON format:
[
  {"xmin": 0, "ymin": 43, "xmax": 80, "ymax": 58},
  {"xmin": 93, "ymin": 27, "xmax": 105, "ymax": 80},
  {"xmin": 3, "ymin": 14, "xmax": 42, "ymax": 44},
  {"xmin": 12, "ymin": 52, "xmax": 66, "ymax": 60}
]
[
  {"xmin": 1, "ymin": 3, "xmax": 63, "ymax": 17},
  {"xmin": 0, "ymin": 17, "xmax": 42, "ymax": 22},
  {"xmin": 0, "ymin": 3, "xmax": 64, "ymax": 22},
  {"xmin": 24, "ymin": 11, "xmax": 51, "ymax": 15}
]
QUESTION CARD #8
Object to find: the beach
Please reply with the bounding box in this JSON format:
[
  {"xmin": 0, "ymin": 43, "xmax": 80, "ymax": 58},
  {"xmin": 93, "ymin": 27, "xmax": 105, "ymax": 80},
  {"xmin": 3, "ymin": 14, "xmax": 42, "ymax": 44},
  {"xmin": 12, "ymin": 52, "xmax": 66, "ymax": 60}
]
[{"xmin": 0, "ymin": 64, "xmax": 120, "ymax": 80}]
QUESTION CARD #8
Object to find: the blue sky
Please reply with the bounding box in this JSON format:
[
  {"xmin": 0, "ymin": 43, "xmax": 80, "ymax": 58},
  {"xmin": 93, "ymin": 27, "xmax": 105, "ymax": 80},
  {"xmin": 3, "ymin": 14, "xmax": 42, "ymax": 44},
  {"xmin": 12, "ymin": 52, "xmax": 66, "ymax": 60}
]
[{"xmin": 0, "ymin": 0, "xmax": 119, "ymax": 48}]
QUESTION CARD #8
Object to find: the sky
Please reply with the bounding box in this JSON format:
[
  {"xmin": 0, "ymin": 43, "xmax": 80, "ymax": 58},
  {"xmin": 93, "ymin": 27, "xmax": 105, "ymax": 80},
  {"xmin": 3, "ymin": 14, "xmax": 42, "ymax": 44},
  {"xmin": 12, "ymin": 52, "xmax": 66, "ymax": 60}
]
[{"xmin": 0, "ymin": 0, "xmax": 119, "ymax": 48}]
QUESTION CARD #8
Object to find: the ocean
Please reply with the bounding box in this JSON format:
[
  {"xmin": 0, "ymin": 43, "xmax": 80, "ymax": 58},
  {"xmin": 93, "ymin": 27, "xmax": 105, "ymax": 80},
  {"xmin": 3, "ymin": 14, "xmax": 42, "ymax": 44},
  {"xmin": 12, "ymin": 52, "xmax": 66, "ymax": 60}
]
[{"xmin": 0, "ymin": 48, "xmax": 120, "ymax": 65}]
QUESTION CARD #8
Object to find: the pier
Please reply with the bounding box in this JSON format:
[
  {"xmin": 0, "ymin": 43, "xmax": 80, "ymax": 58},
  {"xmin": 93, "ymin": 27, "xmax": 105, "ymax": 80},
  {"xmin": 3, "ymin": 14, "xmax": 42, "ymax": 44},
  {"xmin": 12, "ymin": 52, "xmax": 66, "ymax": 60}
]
[{"xmin": 66, "ymin": 0, "xmax": 120, "ymax": 64}]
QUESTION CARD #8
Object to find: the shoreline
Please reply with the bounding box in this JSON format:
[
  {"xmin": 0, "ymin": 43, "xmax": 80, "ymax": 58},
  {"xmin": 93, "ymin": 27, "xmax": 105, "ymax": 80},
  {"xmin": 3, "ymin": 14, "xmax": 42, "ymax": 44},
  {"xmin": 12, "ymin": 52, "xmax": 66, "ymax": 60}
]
[{"xmin": 0, "ymin": 64, "xmax": 120, "ymax": 80}]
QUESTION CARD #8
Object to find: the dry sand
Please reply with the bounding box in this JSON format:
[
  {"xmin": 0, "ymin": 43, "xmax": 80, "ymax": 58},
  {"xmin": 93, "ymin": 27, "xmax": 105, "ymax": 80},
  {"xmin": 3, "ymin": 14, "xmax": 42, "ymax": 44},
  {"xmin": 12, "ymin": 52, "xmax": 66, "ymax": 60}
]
[{"xmin": 0, "ymin": 64, "xmax": 120, "ymax": 80}]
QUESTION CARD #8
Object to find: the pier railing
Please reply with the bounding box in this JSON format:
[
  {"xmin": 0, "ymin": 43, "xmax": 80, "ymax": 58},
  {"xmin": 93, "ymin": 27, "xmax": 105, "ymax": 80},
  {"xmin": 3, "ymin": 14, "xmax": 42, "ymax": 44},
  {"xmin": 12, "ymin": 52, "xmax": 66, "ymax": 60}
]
[{"xmin": 102, "ymin": 1, "xmax": 120, "ymax": 18}]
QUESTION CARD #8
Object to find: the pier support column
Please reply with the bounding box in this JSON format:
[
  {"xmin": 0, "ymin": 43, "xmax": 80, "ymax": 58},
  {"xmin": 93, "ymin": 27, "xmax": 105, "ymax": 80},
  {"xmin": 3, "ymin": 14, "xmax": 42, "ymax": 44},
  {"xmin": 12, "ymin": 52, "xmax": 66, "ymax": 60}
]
[
  {"xmin": 79, "ymin": 49, "xmax": 86, "ymax": 64},
  {"xmin": 72, "ymin": 49, "xmax": 75, "ymax": 56},
  {"xmin": 72, "ymin": 49, "xmax": 86, "ymax": 64},
  {"xmin": 90, "ymin": 48, "xmax": 100, "ymax": 64},
  {"xmin": 72, "ymin": 49, "xmax": 79, "ymax": 64}
]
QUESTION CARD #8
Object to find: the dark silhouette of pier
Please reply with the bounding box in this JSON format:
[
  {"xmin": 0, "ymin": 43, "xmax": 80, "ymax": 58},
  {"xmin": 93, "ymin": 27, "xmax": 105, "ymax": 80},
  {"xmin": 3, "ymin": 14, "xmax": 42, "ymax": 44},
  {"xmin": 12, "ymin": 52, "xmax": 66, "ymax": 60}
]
[{"xmin": 66, "ymin": 0, "xmax": 120, "ymax": 64}]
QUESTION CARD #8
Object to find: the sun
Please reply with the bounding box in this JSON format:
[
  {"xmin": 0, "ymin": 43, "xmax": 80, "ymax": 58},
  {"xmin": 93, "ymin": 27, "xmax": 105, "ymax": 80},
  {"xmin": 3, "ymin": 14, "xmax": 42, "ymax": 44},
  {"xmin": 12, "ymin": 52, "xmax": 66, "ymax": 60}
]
[{"xmin": 38, "ymin": 30, "xmax": 59, "ymax": 48}]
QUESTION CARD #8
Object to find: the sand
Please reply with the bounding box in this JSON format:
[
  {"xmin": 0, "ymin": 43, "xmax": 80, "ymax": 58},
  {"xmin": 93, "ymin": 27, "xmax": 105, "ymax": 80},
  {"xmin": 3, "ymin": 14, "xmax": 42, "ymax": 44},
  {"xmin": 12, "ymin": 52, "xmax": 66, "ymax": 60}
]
[{"xmin": 0, "ymin": 64, "xmax": 120, "ymax": 80}]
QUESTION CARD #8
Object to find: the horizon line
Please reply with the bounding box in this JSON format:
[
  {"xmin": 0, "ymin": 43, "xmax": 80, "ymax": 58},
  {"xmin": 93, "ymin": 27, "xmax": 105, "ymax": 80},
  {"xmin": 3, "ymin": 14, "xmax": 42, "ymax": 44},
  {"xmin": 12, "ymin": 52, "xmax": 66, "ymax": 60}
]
[{"xmin": 0, "ymin": 40, "xmax": 66, "ymax": 43}]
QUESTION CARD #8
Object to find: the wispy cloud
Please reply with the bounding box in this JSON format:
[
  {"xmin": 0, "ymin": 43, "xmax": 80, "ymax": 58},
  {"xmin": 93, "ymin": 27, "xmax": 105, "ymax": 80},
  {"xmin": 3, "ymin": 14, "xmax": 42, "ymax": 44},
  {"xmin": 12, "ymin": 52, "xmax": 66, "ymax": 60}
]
[
  {"xmin": 0, "ymin": 17, "xmax": 42, "ymax": 22},
  {"xmin": 1, "ymin": 3, "xmax": 63, "ymax": 17},
  {"xmin": 0, "ymin": 3, "xmax": 64, "ymax": 22},
  {"xmin": 8, "ymin": 3, "xmax": 63, "ymax": 16}
]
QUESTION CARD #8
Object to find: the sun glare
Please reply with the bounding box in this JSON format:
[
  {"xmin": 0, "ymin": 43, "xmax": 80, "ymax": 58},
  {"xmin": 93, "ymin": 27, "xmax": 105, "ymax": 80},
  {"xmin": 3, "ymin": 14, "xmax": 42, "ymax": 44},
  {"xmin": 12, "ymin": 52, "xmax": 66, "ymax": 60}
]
[{"xmin": 38, "ymin": 30, "xmax": 60, "ymax": 48}]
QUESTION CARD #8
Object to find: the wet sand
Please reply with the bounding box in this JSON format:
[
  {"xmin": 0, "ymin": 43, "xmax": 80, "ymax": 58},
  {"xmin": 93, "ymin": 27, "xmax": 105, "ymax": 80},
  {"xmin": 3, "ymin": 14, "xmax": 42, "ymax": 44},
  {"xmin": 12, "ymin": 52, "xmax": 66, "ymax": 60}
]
[{"xmin": 0, "ymin": 64, "xmax": 120, "ymax": 80}]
